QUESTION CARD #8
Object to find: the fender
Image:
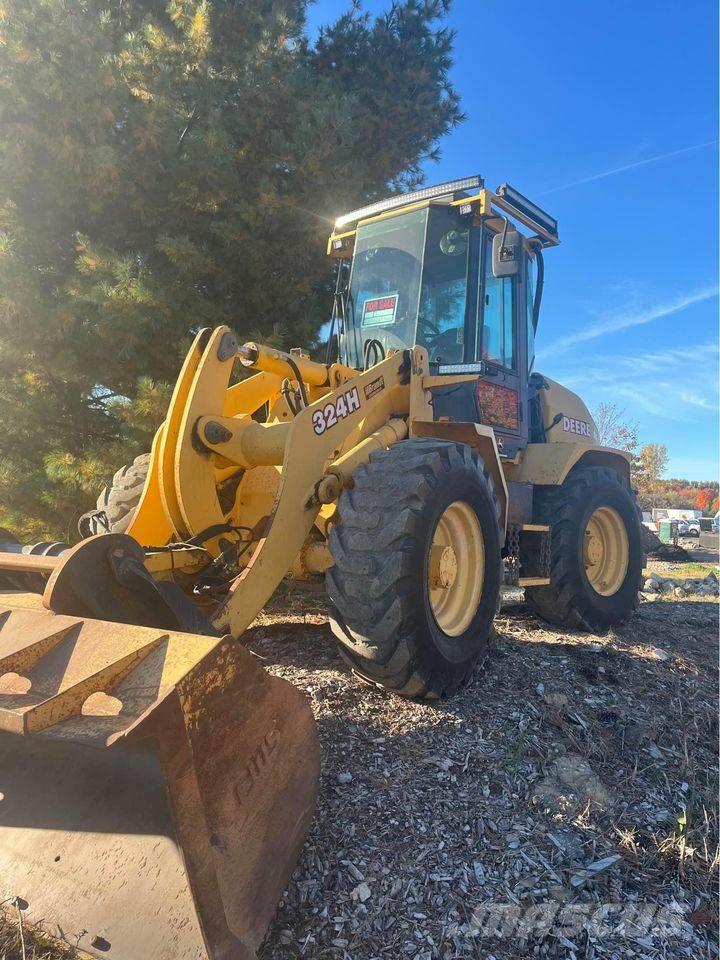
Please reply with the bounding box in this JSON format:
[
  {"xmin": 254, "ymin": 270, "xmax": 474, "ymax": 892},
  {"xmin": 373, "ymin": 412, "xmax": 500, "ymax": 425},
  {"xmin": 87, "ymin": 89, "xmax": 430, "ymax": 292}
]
[
  {"xmin": 504, "ymin": 442, "xmax": 631, "ymax": 487},
  {"xmin": 411, "ymin": 420, "xmax": 508, "ymax": 536}
]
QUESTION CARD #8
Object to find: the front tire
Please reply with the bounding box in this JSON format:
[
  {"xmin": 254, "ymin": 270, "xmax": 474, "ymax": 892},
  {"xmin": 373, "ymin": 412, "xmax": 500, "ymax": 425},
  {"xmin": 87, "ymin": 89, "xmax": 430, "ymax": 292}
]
[
  {"xmin": 326, "ymin": 439, "xmax": 501, "ymax": 699},
  {"xmin": 523, "ymin": 466, "xmax": 643, "ymax": 632}
]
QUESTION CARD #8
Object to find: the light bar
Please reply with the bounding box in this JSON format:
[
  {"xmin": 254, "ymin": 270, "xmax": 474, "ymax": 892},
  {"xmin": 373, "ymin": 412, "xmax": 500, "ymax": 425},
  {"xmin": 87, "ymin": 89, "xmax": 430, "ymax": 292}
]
[
  {"xmin": 335, "ymin": 175, "xmax": 483, "ymax": 229},
  {"xmin": 496, "ymin": 183, "xmax": 558, "ymax": 239},
  {"xmin": 437, "ymin": 362, "xmax": 484, "ymax": 375}
]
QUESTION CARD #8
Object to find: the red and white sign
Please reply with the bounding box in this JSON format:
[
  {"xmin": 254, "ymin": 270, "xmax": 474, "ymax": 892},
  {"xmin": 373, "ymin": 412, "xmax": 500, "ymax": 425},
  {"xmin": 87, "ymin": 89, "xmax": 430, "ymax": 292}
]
[
  {"xmin": 562, "ymin": 415, "xmax": 591, "ymax": 437},
  {"xmin": 362, "ymin": 293, "xmax": 398, "ymax": 327}
]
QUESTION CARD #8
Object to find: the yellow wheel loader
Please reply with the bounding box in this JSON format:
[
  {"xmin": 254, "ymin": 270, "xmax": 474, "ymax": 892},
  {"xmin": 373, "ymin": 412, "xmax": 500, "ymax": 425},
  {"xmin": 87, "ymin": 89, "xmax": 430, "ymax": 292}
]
[{"xmin": 0, "ymin": 175, "xmax": 643, "ymax": 958}]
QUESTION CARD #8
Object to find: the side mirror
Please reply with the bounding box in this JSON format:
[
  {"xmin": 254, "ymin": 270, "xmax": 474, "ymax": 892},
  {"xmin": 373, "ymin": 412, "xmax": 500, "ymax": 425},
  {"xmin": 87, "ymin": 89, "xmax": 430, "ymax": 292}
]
[{"xmin": 492, "ymin": 227, "xmax": 521, "ymax": 278}]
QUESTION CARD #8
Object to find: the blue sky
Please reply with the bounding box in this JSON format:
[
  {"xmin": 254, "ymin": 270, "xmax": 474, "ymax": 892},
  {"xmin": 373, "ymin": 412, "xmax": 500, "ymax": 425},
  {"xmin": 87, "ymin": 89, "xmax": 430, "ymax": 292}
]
[{"xmin": 309, "ymin": 0, "xmax": 719, "ymax": 481}]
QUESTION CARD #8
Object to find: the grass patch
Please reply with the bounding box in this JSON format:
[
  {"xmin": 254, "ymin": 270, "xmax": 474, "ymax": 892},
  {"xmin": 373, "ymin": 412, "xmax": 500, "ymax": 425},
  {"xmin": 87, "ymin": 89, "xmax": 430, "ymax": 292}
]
[
  {"xmin": 0, "ymin": 911, "xmax": 77, "ymax": 960},
  {"xmin": 644, "ymin": 562, "xmax": 717, "ymax": 580}
]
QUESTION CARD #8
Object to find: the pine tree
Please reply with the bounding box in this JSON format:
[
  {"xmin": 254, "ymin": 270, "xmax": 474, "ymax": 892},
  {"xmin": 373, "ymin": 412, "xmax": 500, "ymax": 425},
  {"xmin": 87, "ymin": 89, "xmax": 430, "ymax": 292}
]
[{"xmin": 0, "ymin": 0, "xmax": 463, "ymax": 540}]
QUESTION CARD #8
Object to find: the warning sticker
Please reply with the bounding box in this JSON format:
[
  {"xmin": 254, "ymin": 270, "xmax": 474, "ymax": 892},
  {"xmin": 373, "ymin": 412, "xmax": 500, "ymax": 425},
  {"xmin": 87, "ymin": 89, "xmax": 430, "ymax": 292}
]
[{"xmin": 362, "ymin": 293, "xmax": 398, "ymax": 327}]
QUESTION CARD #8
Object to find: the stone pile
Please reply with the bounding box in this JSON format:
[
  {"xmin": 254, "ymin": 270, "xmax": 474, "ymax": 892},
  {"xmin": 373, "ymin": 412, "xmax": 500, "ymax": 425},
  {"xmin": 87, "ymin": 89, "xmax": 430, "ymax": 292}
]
[{"xmin": 643, "ymin": 570, "xmax": 719, "ymax": 598}]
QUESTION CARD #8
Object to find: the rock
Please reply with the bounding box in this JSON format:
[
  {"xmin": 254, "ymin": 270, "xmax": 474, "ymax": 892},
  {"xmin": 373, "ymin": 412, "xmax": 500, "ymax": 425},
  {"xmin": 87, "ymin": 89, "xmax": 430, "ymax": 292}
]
[
  {"xmin": 337, "ymin": 771, "xmax": 353, "ymax": 784},
  {"xmin": 644, "ymin": 578, "xmax": 660, "ymax": 593},
  {"xmin": 351, "ymin": 881, "xmax": 372, "ymax": 902},
  {"xmin": 535, "ymin": 683, "xmax": 545, "ymax": 695},
  {"xmin": 533, "ymin": 753, "xmax": 613, "ymax": 814},
  {"xmin": 673, "ymin": 586, "xmax": 687, "ymax": 598},
  {"xmin": 543, "ymin": 691, "xmax": 569, "ymax": 709}
]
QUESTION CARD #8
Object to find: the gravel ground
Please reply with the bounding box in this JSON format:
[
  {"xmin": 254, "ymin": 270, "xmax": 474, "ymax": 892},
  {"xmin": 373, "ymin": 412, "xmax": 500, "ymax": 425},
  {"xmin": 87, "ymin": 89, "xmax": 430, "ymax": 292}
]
[
  {"xmin": 1, "ymin": 561, "xmax": 718, "ymax": 960},
  {"xmin": 256, "ymin": 567, "xmax": 718, "ymax": 960}
]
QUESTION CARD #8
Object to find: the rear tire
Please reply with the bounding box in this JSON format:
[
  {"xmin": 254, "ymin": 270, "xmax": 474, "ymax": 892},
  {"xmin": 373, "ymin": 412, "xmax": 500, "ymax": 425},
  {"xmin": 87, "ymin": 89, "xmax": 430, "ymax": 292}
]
[
  {"xmin": 79, "ymin": 454, "xmax": 150, "ymax": 537},
  {"xmin": 523, "ymin": 466, "xmax": 642, "ymax": 632},
  {"xmin": 326, "ymin": 439, "xmax": 501, "ymax": 699}
]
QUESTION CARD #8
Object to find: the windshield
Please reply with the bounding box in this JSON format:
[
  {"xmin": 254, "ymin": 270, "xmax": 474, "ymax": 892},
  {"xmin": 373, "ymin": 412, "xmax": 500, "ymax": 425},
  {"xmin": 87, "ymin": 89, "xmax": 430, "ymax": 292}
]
[
  {"xmin": 344, "ymin": 208, "xmax": 426, "ymax": 367},
  {"xmin": 342, "ymin": 205, "xmax": 470, "ymax": 368}
]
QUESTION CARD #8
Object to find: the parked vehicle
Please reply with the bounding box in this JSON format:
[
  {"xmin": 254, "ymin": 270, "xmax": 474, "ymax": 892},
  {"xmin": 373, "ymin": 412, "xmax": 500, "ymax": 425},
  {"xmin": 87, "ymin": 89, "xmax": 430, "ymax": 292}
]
[{"xmin": 678, "ymin": 519, "xmax": 701, "ymax": 537}]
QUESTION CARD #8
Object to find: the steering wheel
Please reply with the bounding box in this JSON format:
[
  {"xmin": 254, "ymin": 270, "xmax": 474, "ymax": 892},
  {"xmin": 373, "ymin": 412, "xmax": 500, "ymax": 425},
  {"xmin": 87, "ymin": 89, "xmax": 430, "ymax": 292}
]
[
  {"xmin": 422, "ymin": 327, "xmax": 463, "ymax": 362},
  {"xmin": 417, "ymin": 316, "xmax": 440, "ymax": 338}
]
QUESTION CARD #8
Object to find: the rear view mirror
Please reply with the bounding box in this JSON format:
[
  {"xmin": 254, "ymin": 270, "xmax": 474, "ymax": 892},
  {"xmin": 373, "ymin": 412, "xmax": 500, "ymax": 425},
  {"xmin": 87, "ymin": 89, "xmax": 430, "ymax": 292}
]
[{"xmin": 492, "ymin": 227, "xmax": 521, "ymax": 278}]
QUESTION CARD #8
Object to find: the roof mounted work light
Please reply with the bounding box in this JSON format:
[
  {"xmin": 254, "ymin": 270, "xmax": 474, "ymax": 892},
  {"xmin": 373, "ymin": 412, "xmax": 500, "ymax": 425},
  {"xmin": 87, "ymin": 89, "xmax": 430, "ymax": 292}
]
[
  {"xmin": 495, "ymin": 183, "xmax": 558, "ymax": 242},
  {"xmin": 335, "ymin": 175, "xmax": 484, "ymax": 229}
]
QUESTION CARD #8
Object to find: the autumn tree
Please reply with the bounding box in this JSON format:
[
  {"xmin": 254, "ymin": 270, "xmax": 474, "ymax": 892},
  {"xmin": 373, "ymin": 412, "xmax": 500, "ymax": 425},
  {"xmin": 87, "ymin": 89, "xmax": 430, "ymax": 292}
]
[
  {"xmin": 0, "ymin": 0, "xmax": 463, "ymax": 540},
  {"xmin": 694, "ymin": 489, "xmax": 713, "ymax": 513},
  {"xmin": 593, "ymin": 402, "xmax": 639, "ymax": 455},
  {"xmin": 634, "ymin": 443, "xmax": 669, "ymax": 508}
]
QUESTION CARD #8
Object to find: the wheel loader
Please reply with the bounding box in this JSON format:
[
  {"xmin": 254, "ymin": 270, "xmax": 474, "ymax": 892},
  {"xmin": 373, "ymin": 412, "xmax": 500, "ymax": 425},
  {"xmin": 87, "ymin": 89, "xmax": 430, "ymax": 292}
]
[{"xmin": 0, "ymin": 175, "xmax": 643, "ymax": 958}]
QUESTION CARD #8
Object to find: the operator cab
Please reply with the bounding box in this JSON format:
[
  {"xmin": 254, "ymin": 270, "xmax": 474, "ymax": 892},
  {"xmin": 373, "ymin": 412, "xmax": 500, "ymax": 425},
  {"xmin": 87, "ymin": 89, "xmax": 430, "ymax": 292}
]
[{"xmin": 327, "ymin": 176, "xmax": 559, "ymax": 457}]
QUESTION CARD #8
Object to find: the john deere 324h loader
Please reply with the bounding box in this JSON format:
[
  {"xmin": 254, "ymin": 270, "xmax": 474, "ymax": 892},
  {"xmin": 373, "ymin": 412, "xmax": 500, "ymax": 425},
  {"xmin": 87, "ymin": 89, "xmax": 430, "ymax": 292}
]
[{"xmin": 0, "ymin": 176, "xmax": 643, "ymax": 958}]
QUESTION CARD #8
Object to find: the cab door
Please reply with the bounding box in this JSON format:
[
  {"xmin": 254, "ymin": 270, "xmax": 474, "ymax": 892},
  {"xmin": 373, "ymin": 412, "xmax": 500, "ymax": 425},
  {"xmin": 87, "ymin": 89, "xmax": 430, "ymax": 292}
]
[{"xmin": 474, "ymin": 227, "xmax": 530, "ymax": 456}]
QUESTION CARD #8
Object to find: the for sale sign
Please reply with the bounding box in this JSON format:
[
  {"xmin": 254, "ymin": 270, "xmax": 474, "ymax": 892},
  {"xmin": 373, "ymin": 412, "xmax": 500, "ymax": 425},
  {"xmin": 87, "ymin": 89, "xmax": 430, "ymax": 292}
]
[{"xmin": 362, "ymin": 293, "xmax": 398, "ymax": 327}]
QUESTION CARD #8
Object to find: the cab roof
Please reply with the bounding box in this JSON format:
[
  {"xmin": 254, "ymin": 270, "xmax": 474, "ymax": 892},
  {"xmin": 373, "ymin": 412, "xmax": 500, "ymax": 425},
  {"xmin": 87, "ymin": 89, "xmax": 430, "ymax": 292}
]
[{"xmin": 328, "ymin": 177, "xmax": 559, "ymax": 258}]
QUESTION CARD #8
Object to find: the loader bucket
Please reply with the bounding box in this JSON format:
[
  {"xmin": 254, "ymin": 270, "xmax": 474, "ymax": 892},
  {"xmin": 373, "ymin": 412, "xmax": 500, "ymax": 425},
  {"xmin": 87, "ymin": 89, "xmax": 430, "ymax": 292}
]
[{"xmin": 0, "ymin": 594, "xmax": 320, "ymax": 959}]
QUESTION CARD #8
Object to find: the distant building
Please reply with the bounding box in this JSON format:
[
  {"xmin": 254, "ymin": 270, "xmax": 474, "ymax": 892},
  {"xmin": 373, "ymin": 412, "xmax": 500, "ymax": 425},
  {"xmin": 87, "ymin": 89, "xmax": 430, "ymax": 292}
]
[{"xmin": 652, "ymin": 507, "xmax": 701, "ymax": 521}]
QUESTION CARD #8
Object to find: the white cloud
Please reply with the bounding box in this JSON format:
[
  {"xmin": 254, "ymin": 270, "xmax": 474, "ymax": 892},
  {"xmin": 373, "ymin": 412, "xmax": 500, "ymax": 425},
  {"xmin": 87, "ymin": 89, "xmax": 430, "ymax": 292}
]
[
  {"xmin": 537, "ymin": 286, "xmax": 719, "ymax": 361},
  {"xmin": 555, "ymin": 341, "xmax": 719, "ymax": 423},
  {"xmin": 679, "ymin": 391, "xmax": 715, "ymax": 410},
  {"xmin": 542, "ymin": 140, "xmax": 718, "ymax": 195}
]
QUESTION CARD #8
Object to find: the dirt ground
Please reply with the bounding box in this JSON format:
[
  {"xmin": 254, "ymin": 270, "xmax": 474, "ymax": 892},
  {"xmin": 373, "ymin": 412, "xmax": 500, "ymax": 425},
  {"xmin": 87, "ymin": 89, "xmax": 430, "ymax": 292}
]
[{"xmin": 1, "ymin": 559, "xmax": 718, "ymax": 959}]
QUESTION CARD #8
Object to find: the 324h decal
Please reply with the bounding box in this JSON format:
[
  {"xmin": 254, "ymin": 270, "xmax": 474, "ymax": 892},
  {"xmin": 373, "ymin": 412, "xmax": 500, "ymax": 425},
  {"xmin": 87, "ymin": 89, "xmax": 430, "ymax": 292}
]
[{"xmin": 312, "ymin": 387, "xmax": 361, "ymax": 435}]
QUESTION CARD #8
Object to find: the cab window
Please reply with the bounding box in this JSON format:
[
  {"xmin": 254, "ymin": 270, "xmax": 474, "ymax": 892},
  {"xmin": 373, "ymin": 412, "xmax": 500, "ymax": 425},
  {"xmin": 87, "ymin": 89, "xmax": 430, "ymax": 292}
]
[
  {"xmin": 479, "ymin": 233, "xmax": 515, "ymax": 368},
  {"xmin": 416, "ymin": 206, "xmax": 470, "ymax": 364}
]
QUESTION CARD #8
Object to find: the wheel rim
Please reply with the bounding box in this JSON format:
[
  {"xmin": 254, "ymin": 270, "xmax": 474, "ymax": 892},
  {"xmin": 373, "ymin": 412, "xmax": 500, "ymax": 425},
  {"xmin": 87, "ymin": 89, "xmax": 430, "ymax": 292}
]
[
  {"xmin": 583, "ymin": 506, "xmax": 629, "ymax": 596},
  {"xmin": 427, "ymin": 501, "xmax": 484, "ymax": 637}
]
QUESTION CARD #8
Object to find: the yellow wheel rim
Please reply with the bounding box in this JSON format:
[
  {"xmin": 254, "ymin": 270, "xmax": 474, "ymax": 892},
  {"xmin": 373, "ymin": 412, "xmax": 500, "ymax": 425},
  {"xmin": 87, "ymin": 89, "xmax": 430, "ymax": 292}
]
[
  {"xmin": 428, "ymin": 500, "xmax": 484, "ymax": 637},
  {"xmin": 583, "ymin": 506, "xmax": 629, "ymax": 596}
]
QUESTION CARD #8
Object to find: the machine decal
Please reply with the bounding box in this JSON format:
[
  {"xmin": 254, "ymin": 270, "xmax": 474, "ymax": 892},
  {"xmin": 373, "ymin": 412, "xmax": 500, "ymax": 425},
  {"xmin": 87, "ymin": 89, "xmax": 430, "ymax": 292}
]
[
  {"xmin": 362, "ymin": 293, "xmax": 398, "ymax": 327},
  {"xmin": 312, "ymin": 386, "xmax": 361, "ymax": 435},
  {"xmin": 234, "ymin": 726, "xmax": 280, "ymax": 809},
  {"xmin": 364, "ymin": 376, "xmax": 385, "ymax": 400},
  {"xmin": 562, "ymin": 416, "xmax": 591, "ymax": 437}
]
